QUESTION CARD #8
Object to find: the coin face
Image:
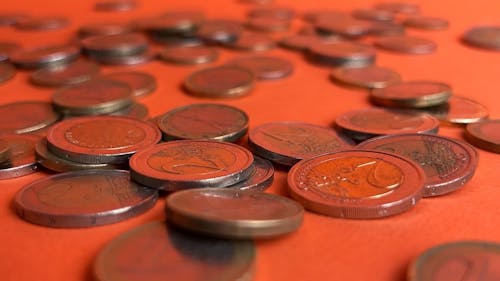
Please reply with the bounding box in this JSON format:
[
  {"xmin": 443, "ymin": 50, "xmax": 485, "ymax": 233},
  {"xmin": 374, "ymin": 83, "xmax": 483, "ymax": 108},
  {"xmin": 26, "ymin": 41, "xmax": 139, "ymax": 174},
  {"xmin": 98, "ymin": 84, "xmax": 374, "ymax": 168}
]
[
  {"xmin": 0, "ymin": 134, "xmax": 40, "ymax": 179},
  {"xmin": 105, "ymin": 71, "xmax": 156, "ymax": 97},
  {"xmin": 374, "ymin": 2, "xmax": 420, "ymax": 14},
  {"xmin": 159, "ymin": 46, "xmax": 219, "ymax": 65},
  {"xmin": 227, "ymin": 55, "xmax": 294, "ymax": 80},
  {"xmin": 0, "ymin": 101, "xmax": 60, "ymax": 134},
  {"xmin": 246, "ymin": 17, "xmax": 291, "ymax": 32},
  {"xmin": 248, "ymin": 6, "xmax": 295, "ymax": 20},
  {"xmin": 10, "ymin": 44, "xmax": 80, "ymax": 69},
  {"xmin": 30, "ymin": 60, "xmax": 100, "ymax": 87},
  {"xmin": 357, "ymin": 133, "xmax": 478, "ymax": 197},
  {"xmin": 465, "ymin": 119, "xmax": 500, "ymax": 153},
  {"xmin": 287, "ymin": 150, "xmax": 425, "ymax": 219},
  {"xmin": 370, "ymin": 81, "xmax": 452, "ymax": 108},
  {"xmin": 330, "ymin": 65, "xmax": 401, "ymax": 89},
  {"xmin": 130, "ymin": 140, "xmax": 254, "ymax": 190},
  {"xmin": 425, "ymin": 96, "xmax": 489, "ymax": 124},
  {"xmin": 227, "ymin": 156, "xmax": 274, "ymax": 191},
  {"xmin": 374, "ymin": 35, "xmax": 437, "ymax": 54},
  {"xmin": 462, "ymin": 26, "xmax": 500, "ymax": 50},
  {"xmin": 94, "ymin": 0, "xmax": 137, "ymax": 12},
  {"xmin": 94, "ymin": 222, "xmax": 255, "ymax": 281}
]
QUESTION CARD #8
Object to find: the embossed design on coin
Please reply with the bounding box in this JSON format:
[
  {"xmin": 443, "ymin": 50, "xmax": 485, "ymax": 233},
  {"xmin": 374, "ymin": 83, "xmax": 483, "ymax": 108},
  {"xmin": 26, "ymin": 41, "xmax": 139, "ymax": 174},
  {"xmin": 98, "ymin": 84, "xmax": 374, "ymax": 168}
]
[
  {"xmin": 0, "ymin": 134, "xmax": 40, "ymax": 179},
  {"xmin": 0, "ymin": 101, "xmax": 60, "ymax": 134}
]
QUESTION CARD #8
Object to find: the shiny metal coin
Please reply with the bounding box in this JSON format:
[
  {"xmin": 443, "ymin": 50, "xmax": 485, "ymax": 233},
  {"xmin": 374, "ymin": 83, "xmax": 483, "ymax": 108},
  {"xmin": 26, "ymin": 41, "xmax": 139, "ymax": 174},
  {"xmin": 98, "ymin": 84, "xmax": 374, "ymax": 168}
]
[
  {"xmin": 30, "ymin": 60, "xmax": 100, "ymax": 87},
  {"xmin": 370, "ymin": 81, "xmax": 452, "ymax": 108},
  {"xmin": 0, "ymin": 134, "xmax": 40, "ymax": 179},
  {"xmin": 104, "ymin": 71, "xmax": 156, "ymax": 97},
  {"xmin": 0, "ymin": 101, "xmax": 60, "ymax": 134},
  {"xmin": 159, "ymin": 45, "xmax": 219, "ymax": 65},
  {"xmin": 10, "ymin": 44, "xmax": 80, "ymax": 69}
]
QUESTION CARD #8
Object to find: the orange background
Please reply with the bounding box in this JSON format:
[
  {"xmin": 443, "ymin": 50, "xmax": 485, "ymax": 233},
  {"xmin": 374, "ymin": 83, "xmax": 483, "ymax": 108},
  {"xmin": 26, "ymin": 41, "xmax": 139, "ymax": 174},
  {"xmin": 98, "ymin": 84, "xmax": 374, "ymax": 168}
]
[{"xmin": 1, "ymin": 0, "xmax": 500, "ymax": 280}]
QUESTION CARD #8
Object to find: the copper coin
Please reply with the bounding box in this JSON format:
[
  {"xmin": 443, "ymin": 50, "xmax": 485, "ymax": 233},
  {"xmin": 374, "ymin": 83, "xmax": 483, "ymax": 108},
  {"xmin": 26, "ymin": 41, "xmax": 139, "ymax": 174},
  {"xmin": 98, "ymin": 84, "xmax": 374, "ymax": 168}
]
[
  {"xmin": 46, "ymin": 116, "xmax": 161, "ymax": 164},
  {"xmin": 110, "ymin": 102, "xmax": 149, "ymax": 120},
  {"xmin": 135, "ymin": 12, "xmax": 203, "ymax": 35},
  {"xmin": 248, "ymin": 121, "xmax": 355, "ymax": 166},
  {"xmin": 94, "ymin": 0, "xmax": 137, "ymax": 12},
  {"xmin": 157, "ymin": 103, "xmax": 249, "ymax": 142},
  {"xmin": 288, "ymin": 149, "xmax": 425, "ymax": 219},
  {"xmin": 247, "ymin": 6, "xmax": 295, "ymax": 20},
  {"xmin": 94, "ymin": 221, "xmax": 255, "ymax": 281},
  {"xmin": 246, "ymin": 17, "xmax": 291, "ymax": 32},
  {"xmin": 279, "ymin": 34, "xmax": 340, "ymax": 52},
  {"xmin": 90, "ymin": 49, "xmax": 155, "ymax": 65},
  {"xmin": 79, "ymin": 22, "xmax": 135, "ymax": 37},
  {"xmin": 184, "ymin": 65, "xmax": 255, "ymax": 98},
  {"xmin": 371, "ymin": 81, "xmax": 452, "ymax": 108},
  {"xmin": 225, "ymin": 32, "xmax": 276, "ymax": 52},
  {"xmin": 52, "ymin": 79, "xmax": 133, "ymax": 115},
  {"xmin": 330, "ymin": 65, "xmax": 401, "ymax": 89},
  {"xmin": 166, "ymin": 188, "xmax": 303, "ymax": 239},
  {"xmin": 0, "ymin": 134, "xmax": 40, "ymax": 179},
  {"xmin": 15, "ymin": 16, "xmax": 69, "ymax": 31},
  {"xmin": 425, "ymin": 96, "xmax": 489, "ymax": 125},
  {"xmin": 0, "ymin": 139, "xmax": 11, "ymax": 163},
  {"xmin": 81, "ymin": 33, "xmax": 148, "ymax": 57},
  {"xmin": 465, "ymin": 119, "xmax": 500, "ymax": 153},
  {"xmin": 104, "ymin": 71, "xmax": 156, "ymax": 97},
  {"xmin": 314, "ymin": 16, "xmax": 373, "ymax": 38},
  {"xmin": 351, "ymin": 8, "xmax": 395, "ymax": 22},
  {"xmin": 303, "ymin": 10, "xmax": 349, "ymax": 24},
  {"xmin": 335, "ymin": 108, "xmax": 440, "ymax": 141},
  {"xmin": 10, "ymin": 44, "xmax": 80, "ymax": 69},
  {"xmin": 227, "ymin": 156, "xmax": 274, "ymax": 191},
  {"xmin": 0, "ymin": 41, "xmax": 21, "ymax": 62},
  {"xmin": 129, "ymin": 140, "xmax": 254, "ymax": 190},
  {"xmin": 0, "ymin": 101, "xmax": 60, "ymax": 134},
  {"xmin": 369, "ymin": 22, "xmax": 406, "ymax": 36},
  {"xmin": 308, "ymin": 41, "xmax": 376, "ymax": 67},
  {"xmin": 0, "ymin": 62, "xmax": 15, "ymax": 84},
  {"xmin": 374, "ymin": 35, "xmax": 437, "ymax": 54},
  {"xmin": 30, "ymin": 60, "xmax": 100, "ymax": 87},
  {"xmin": 462, "ymin": 26, "xmax": 500, "ymax": 50},
  {"xmin": 357, "ymin": 133, "xmax": 478, "ymax": 197},
  {"xmin": 374, "ymin": 2, "xmax": 420, "ymax": 14},
  {"xmin": 408, "ymin": 241, "xmax": 500, "ymax": 281},
  {"xmin": 159, "ymin": 45, "xmax": 219, "ymax": 65},
  {"xmin": 14, "ymin": 170, "xmax": 157, "ymax": 228},
  {"xmin": 227, "ymin": 55, "xmax": 293, "ymax": 80},
  {"xmin": 196, "ymin": 19, "xmax": 243, "ymax": 44},
  {"xmin": 403, "ymin": 16, "xmax": 449, "ymax": 30}
]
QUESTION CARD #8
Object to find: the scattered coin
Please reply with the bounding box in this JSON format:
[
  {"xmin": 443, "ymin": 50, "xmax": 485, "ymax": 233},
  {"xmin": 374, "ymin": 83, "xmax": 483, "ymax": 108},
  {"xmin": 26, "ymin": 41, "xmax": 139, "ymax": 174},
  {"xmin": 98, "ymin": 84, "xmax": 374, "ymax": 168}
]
[
  {"xmin": 30, "ymin": 60, "xmax": 100, "ymax": 87},
  {"xmin": 462, "ymin": 26, "xmax": 500, "ymax": 50},
  {"xmin": 196, "ymin": 19, "xmax": 243, "ymax": 44},
  {"xmin": 370, "ymin": 81, "xmax": 452, "ymax": 108},
  {"xmin": 246, "ymin": 17, "xmax": 291, "ymax": 32},
  {"xmin": 136, "ymin": 11, "xmax": 203, "ymax": 35},
  {"xmin": 104, "ymin": 71, "xmax": 156, "ymax": 97},
  {"xmin": 81, "ymin": 33, "xmax": 149, "ymax": 57},
  {"xmin": 307, "ymin": 41, "xmax": 376, "ymax": 67},
  {"xmin": 10, "ymin": 44, "xmax": 80, "ymax": 69},
  {"xmin": 159, "ymin": 45, "xmax": 219, "ymax": 64},
  {"xmin": 465, "ymin": 119, "xmax": 500, "ymax": 153},
  {"xmin": 374, "ymin": 2, "xmax": 420, "ymax": 14},
  {"xmin": 227, "ymin": 55, "xmax": 293, "ymax": 80},
  {"xmin": 351, "ymin": 8, "xmax": 394, "ymax": 22},
  {"xmin": 279, "ymin": 34, "xmax": 339, "ymax": 52},
  {"xmin": 303, "ymin": 10, "xmax": 349, "ymax": 24},
  {"xmin": 0, "ymin": 134, "xmax": 40, "ymax": 180},
  {"xmin": 0, "ymin": 101, "xmax": 60, "ymax": 134},
  {"xmin": 225, "ymin": 31, "xmax": 276, "ymax": 52},
  {"xmin": 0, "ymin": 139, "xmax": 11, "ymax": 163},
  {"xmin": 314, "ymin": 16, "xmax": 373, "ymax": 38},
  {"xmin": 374, "ymin": 35, "xmax": 438, "ymax": 54},
  {"xmin": 330, "ymin": 65, "xmax": 401, "ymax": 89},
  {"xmin": 79, "ymin": 22, "xmax": 135, "ymax": 37},
  {"xmin": 15, "ymin": 16, "xmax": 69, "ymax": 31},
  {"xmin": 403, "ymin": 16, "xmax": 450, "ymax": 30},
  {"xmin": 94, "ymin": 0, "xmax": 137, "ymax": 12},
  {"xmin": 109, "ymin": 102, "xmax": 149, "ymax": 120},
  {"xmin": 424, "ymin": 95, "xmax": 489, "ymax": 125},
  {"xmin": 0, "ymin": 41, "xmax": 21, "ymax": 62},
  {"xmin": 91, "ymin": 49, "xmax": 156, "ymax": 65},
  {"xmin": 0, "ymin": 62, "xmax": 15, "ymax": 84},
  {"xmin": 248, "ymin": 6, "xmax": 295, "ymax": 20},
  {"xmin": 226, "ymin": 156, "xmax": 274, "ymax": 191},
  {"xmin": 369, "ymin": 22, "xmax": 406, "ymax": 36}
]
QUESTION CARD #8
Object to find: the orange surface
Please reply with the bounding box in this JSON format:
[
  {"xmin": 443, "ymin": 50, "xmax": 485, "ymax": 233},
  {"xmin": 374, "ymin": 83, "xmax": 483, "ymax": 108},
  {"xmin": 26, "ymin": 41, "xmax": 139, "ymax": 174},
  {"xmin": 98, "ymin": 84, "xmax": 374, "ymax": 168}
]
[{"xmin": 1, "ymin": 1, "xmax": 500, "ymax": 281}]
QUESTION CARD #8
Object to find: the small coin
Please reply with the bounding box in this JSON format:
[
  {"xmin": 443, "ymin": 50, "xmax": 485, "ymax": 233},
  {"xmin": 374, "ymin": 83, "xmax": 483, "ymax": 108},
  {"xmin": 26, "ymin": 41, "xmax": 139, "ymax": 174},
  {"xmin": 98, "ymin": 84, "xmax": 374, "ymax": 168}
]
[
  {"xmin": 129, "ymin": 140, "xmax": 255, "ymax": 190},
  {"xmin": 357, "ymin": 133, "xmax": 478, "ymax": 197},
  {"xmin": 351, "ymin": 8, "xmax": 395, "ymax": 22},
  {"xmin": 462, "ymin": 26, "xmax": 500, "ymax": 50},
  {"xmin": 52, "ymin": 79, "xmax": 133, "ymax": 115},
  {"xmin": 79, "ymin": 22, "xmax": 135, "ymax": 37},
  {"xmin": 166, "ymin": 188, "xmax": 303, "ymax": 239},
  {"xmin": 465, "ymin": 119, "xmax": 500, "ymax": 153},
  {"xmin": 403, "ymin": 16, "xmax": 449, "ymax": 30},
  {"xmin": 184, "ymin": 65, "xmax": 255, "ymax": 98},
  {"xmin": 227, "ymin": 156, "xmax": 274, "ymax": 191},
  {"xmin": 94, "ymin": 0, "xmax": 137, "ymax": 12},
  {"xmin": 0, "ymin": 63, "xmax": 15, "ymax": 84},
  {"xmin": 30, "ymin": 60, "xmax": 100, "ymax": 87},
  {"xmin": 330, "ymin": 65, "xmax": 401, "ymax": 89},
  {"xmin": 424, "ymin": 96, "xmax": 489, "ymax": 125},
  {"xmin": 0, "ymin": 134, "xmax": 40, "ymax": 180},
  {"xmin": 247, "ymin": 6, "xmax": 295, "ymax": 20},
  {"xmin": 0, "ymin": 101, "xmax": 60, "ymax": 134},
  {"xmin": 81, "ymin": 33, "xmax": 149, "ymax": 57},
  {"xmin": 374, "ymin": 2, "xmax": 420, "ymax": 14},
  {"xmin": 94, "ymin": 221, "xmax": 255, "ymax": 281},
  {"xmin": 0, "ymin": 139, "xmax": 11, "ymax": 163},
  {"xmin": 110, "ymin": 102, "xmax": 149, "ymax": 120},
  {"xmin": 279, "ymin": 34, "xmax": 340, "ymax": 52},
  {"xmin": 224, "ymin": 32, "xmax": 276, "ymax": 52},
  {"xmin": 0, "ymin": 42, "xmax": 21, "ymax": 62},
  {"xmin": 227, "ymin": 55, "xmax": 293, "ymax": 80},
  {"xmin": 369, "ymin": 22, "xmax": 406, "ymax": 36},
  {"xmin": 287, "ymin": 149, "xmax": 425, "ymax": 219},
  {"xmin": 14, "ymin": 170, "xmax": 157, "ymax": 227},
  {"xmin": 10, "ymin": 44, "xmax": 80, "ymax": 69},
  {"xmin": 196, "ymin": 19, "xmax": 243, "ymax": 44},
  {"xmin": 303, "ymin": 10, "xmax": 349, "ymax": 24},
  {"xmin": 15, "ymin": 16, "xmax": 69, "ymax": 31},
  {"xmin": 248, "ymin": 121, "xmax": 355, "ymax": 166},
  {"xmin": 46, "ymin": 116, "xmax": 161, "ymax": 164},
  {"xmin": 307, "ymin": 41, "xmax": 376, "ymax": 67},
  {"xmin": 246, "ymin": 17, "xmax": 291, "ymax": 32},
  {"xmin": 149, "ymin": 34, "xmax": 203, "ymax": 47},
  {"xmin": 314, "ymin": 16, "xmax": 373, "ymax": 38},
  {"xmin": 157, "ymin": 103, "xmax": 249, "ymax": 142},
  {"xmin": 374, "ymin": 35, "xmax": 437, "ymax": 54},
  {"xmin": 335, "ymin": 108, "xmax": 440, "ymax": 141},
  {"xmin": 104, "ymin": 71, "xmax": 156, "ymax": 97},
  {"xmin": 90, "ymin": 49, "xmax": 155, "ymax": 65},
  {"xmin": 138, "ymin": 11, "xmax": 204, "ymax": 35},
  {"xmin": 408, "ymin": 241, "xmax": 500, "ymax": 281},
  {"xmin": 159, "ymin": 45, "xmax": 219, "ymax": 65},
  {"xmin": 371, "ymin": 81, "xmax": 452, "ymax": 108}
]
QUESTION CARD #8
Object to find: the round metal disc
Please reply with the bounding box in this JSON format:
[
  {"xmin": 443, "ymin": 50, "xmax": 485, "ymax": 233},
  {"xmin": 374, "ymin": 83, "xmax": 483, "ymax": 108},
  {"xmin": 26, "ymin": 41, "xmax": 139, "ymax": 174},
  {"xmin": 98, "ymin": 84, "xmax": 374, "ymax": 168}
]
[
  {"xmin": 0, "ymin": 101, "xmax": 60, "ymax": 134},
  {"xmin": 0, "ymin": 134, "xmax": 40, "ymax": 179},
  {"xmin": 465, "ymin": 119, "xmax": 500, "ymax": 153},
  {"xmin": 104, "ymin": 71, "xmax": 156, "ymax": 97}
]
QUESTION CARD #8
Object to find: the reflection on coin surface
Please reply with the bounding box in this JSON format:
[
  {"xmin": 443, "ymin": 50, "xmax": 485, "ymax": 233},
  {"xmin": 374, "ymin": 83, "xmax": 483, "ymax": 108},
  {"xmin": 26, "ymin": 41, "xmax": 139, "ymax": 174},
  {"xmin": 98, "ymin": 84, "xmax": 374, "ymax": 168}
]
[
  {"xmin": 371, "ymin": 81, "xmax": 452, "ymax": 108},
  {"xmin": 330, "ymin": 65, "xmax": 401, "ymax": 89},
  {"xmin": 308, "ymin": 41, "xmax": 376, "ymax": 67},
  {"xmin": 30, "ymin": 60, "xmax": 100, "ymax": 87},
  {"xmin": 196, "ymin": 19, "xmax": 243, "ymax": 44},
  {"xmin": 0, "ymin": 134, "xmax": 40, "ymax": 179},
  {"xmin": 10, "ymin": 44, "xmax": 80, "ymax": 69},
  {"xmin": 374, "ymin": 36, "xmax": 437, "ymax": 54},
  {"xmin": 227, "ymin": 55, "xmax": 293, "ymax": 80},
  {"xmin": 462, "ymin": 26, "xmax": 500, "ymax": 50},
  {"xmin": 81, "ymin": 33, "xmax": 148, "ymax": 57},
  {"xmin": 314, "ymin": 16, "xmax": 373, "ymax": 38},
  {"xmin": 79, "ymin": 22, "xmax": 135, "ymax": 37},
  {"xmin": 0, "ymin": 101, "xmax": 60, "ymax": 134},
  {"xmin": 225, "ymin": 32, "xmax": 276, "ymax": 52},
  {"xmin": 465, "ymin": 119, "xmax": 500, "ymax": 153},
  {"xmin": 159, "ymin": 45, "xmax": 219, "ymax": 65},
  {"xmin": 227, "ymin": 156, "xmax": 274, "ymax": 191},
  {"xmin": 105, "ymin": 71, "xmax": 156, "ymax": 97}
]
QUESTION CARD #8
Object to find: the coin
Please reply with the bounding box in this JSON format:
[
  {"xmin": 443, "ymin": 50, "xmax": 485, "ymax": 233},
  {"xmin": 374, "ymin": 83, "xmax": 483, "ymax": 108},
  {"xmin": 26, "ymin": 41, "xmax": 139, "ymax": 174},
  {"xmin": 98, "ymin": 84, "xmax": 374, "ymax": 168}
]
[
  {"xmin": 10, "ymin": 44, "xmax": 80, "ymax": 69},
  {"xmin": 247, "ymin": 6, "xmax": 295, "ymax": 20},
  {"xmin": 287, "ymin": 149, "xmax": 425, "ymax": 219},
  {"xmin": 357, "ymin": 133, "xmax": 478, "ymax": 197},
  {"xmin": 30, "ymin": 60, "xmax": 100, "ymax": 87},
  {"xmin": 0, "ymin": 139, "xmax": 11, "ymax": 163},
  {"xmin": 371, "ymin": 81, "xmax": 452, "ymax": 108},
  {"xmin": 94, "ymin": 0, "xmax": 137, "ymax": 12},
  {"xmin": 183, "ymin": 65, "xmax": 255, "ymax": 98},
  {"xmin": 351, "ymin": 9, "xmax": 394, "ymax": 22},
  {"xmin": 374, "ymin": 35, "xmax": 437, "ymax": 54},
  {"xmin": 90, "ymin": 49, "xmax": 155, "ymax": 65},
  {"xmin": 279, "ymin": 34, "xmax": 339, "ymax": 52},
  {"xmin": 46, "ymin": 116, "xmax": 161, "ymax": 164},
  {"xmin": 408, "ymin": 241, "xmax": 500, "ymax": 281},
  {"xmin": 0, "ymin": 41, "xmax": 21, "ymax": 62},
  {"xmin": 246, "ymin": 17, "xmax": 291, "ymax": 32},
  {"xmin": 0, "ymin": 101, "xmax": 60, "ymax": 134},
  {"xmin": 157, "ymin": 103, "xmax": 249, "ymax": 142},
  {"xmin": 14, "ymin": 170, "xmax": 157, "ymax": 227},
  {"xmin": 15, "ymin": 16, "xmax": 69, "ymax": 31},
  {"xmin": 94, "ymin": 221, "xmax": 255, "ymax": 281},
  {"xmin": 159, "ymin": 45, "xmax": 219, "ymax": 64},
  {"xmin": 110, "ymin": 102, "xmax": 149, "ymax": 120},
  {"xmin": 224, "ymin": 31, "xmax": 276, "ymax": 52},
  {"xmin": 374, "ymin": 2, "xmax": 420, "ymax": 14},
  {"xmin": 335, "ymin": 108, "xmax": 440, "ymax": 141},
  {"xmin": 52, "ymin": 79, "xmax": 133, "ymax": 115},
  {"xmin": 0, "ymin": 134, "xmax": 40, "ymax": 179},
  {"xmin": 403, "ymin": 16, "xmax": 449, "ymax": 30},
  {"xmin": 0, "ymin": 62, "xmax": 15, "ymax": 84},
  {"xmin": 424, "ymin": 96, "xmax": 489, "ymax": 125},
  {"xmin": 370, "ymin": 22, "xmax": 406, "ymax": 36},
  {"xmin": 81, "ymin": 33, "xmax": 149, "ymax": 57},
  {"xmin": 462, "ymin": 26, "xmax": 500, "ymax": 50},
  {"xmin": 314, "ymin": 16, "xmax": 373, "ymax": 38},
  {"xmin": 104, "ymin": 71, "xmax": 156, "ymax": 97},
  {"xmin": 330, "ymin": 65, "xmax": 401, "ymax": 89},
  {"xmin": 79, "ymin": 22, "xmax": 135, "ymax": 37},
  {"xmin": 196, "ymin": 19, "xmax": 243, "ymax": 44},
  {"xmin": 465, "ymin": 119, "xmax": 500, "ymax": 153},
  {"xmin": 227, "ymin": 156, "xmax": 274, "ymax": 191},
  {"xmin": 307, "ymin": 41, "xmax": 376, "ymax": 67},
  {"xmin": 129, "ymin": 140, "xmax": 254, "ymax": 190},
  {"xmin": 166, "ymin": 188, "xmax": 303, "ymax": 238},
  {"xmin": 227, "ymin": 55, "xmax": 293, "ymax": 80},
  {"xmin": 248, "ymin": 121, "xmax": 355, "ymax": 166}
]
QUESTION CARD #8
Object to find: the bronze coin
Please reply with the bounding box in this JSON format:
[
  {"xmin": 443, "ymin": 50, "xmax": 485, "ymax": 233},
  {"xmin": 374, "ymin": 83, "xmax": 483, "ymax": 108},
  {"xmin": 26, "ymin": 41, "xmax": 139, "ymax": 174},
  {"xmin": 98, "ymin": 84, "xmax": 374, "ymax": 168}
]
[
  {"xmin": 0, "ymin": 41, "xmax": 21, "ymax": 62},
  {"xmin": 94, "ymin": 221, "xmax": 255, "ymax": 281},
  {"xmin": 371, "ymin": 81, "xmax": 452, "ymax": 108},
  {"xmin": 227, "ymin": 55, "xmax": 293, "ymax": 80},
  {"xmin": 330, "ymin": 65, "xmax": 401, "ymax": 89},
  {"xmin": 308, "ymin": 41, "xmax": 376, "ymax": 67},
  {"xmin": 246, "ymin": 17, "xmax": 291, "ymax": 32},
  {"xmin": 94, "ymin": 0, "xmax": 137, "ymax": 12},
  {"xmin": 110, "ymin": 102, "xmax": 149, "ymax": 120},
  {"xmin": 196, "ymin": 19, "xmax": 243, "ymax": 44},
  {"xmin": 135, "ymin": 12, "xmax": 203, "ymax": 35},
  {"xmin": 79, "ymin": 22, "xmax": 135, "ymax": 38},
  {"xmin": 462, "ymin": 26, "xmax": 500, "ymax": 50},
  {"xmin": 81, "ymin": 33, "xmax": 148, "ymax": 57},
  {"xmin": 104, "ymin": 71, "xmax": 156, "ymax": 97},
  {"xmin": 184, "ymin": 65, "xmax": 255, "ymax": 98},
  {"xmin": 227, "ymin": 156, "xmax": 274, "ymax": 191},
  {"xmin": 225, "ymin": 32, "xmax": 276, "ymax": 52},
  {"xmin": 157, "ymin": 103, "xmax": 249, "ymax": 142},
  {"xmin": 403, "ymin": 16, "xmax": 450, "ymax": 30},
  {"xmin": 30, "ymin": 60, "xmax": 100, "ymax": 87},
  {"xmin": 248, "ymin": 121, "xmax": 355, "ymax": 166},
  {"xmin": 10, "ymin": 44, "xmax": 80, "ymax": 69},
  {"xmin": 0, "ymin": 101, "xmax": 60, "ymax": 134},
  {"xmin": 287, "ymin": 149, "xmax": 425, "ymax": 219},
  {"xmin": 279, "ymin": 34, "xmax": 340, "ymax": 52},
  {"xmin": 14, "ymin": 170, "xmax": 157, "ymax": 228},
  {"xmin": 374, "ymin": 2, "xmax": 420, "ymax": 14},
  {"xmin": 0, "ymin": 134, "xmax": 40, "ymax": 179},
  {"xmin": 129, "ymin": 140, "xmax": 255, "ymax": 190},
  {"xmin": 465, "ymin": 119, "xmax": 500, "ymax": 153},
  {"xmin": 90, "ymin": 49, "xmax": 156, "ymax": 65},
  {"xmin": 0, "ymin": 139, "xmax": 11, "ymax": 163},
  {"xmin": 408, "ymin": 241, "xmax": 500, "ymax": 281},
  {"xmin": 314, "ymin": 16, "xmax": 373, "ymax": 38},
  {"xmin": 335, "ymin": 108, "xmax": 440, "ymax": 141},
  {"xmin": 15, "ymin": 16, "xmax": 69, "ymax": 31},
  {"xmin": 374, "ymin": 35, "xmax": 437, "ymax": 54},
  {"xmin": 166, "ymin": 188, "xmax": 304, "ymax": 238},
  {"xmin": 46, "ymin": 116, "xmax": 161, "ymax": 164},
  {"xmin": 247, "ymin": 6, "xmax": 295, "ymax": 20},
  {"xmin": 424, "ymin": 95, "xmax": 489, "ymax": 125},
  {"xmin": 369, "ymin": 22, "xmax": 406, "ymax": 36},
  {"xmin": 351, "ymin": 8, "xmax": 395, "ymax": 22},
  {"xmin": 159, "ymin": 45, "xmax": 219, "ymax": 65},
  {"xmin": 0, "ymin": 62, "xmax": 15, "ymax": 84},
  {"xmin": 357, "ymin": 133, "xmax": 478, "ymax": 197}
]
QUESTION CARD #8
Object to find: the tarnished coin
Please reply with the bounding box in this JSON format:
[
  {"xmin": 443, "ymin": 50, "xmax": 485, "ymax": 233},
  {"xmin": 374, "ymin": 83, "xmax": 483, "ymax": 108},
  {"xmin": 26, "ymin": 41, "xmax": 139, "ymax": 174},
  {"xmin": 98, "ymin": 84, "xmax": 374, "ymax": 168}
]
[
  {"xmin": 14, "ymin": 170, "xmax": 157, "ymax": 228},
  {"xmin": 79, "ymin": 22, "xmax": 135, "ymax": 38},
  {"xmin": 403, "ymin": 16, "xmax": 449, "ymax": 30},
  {"xmin": 462, "ymin": 26, "xmax": 500, "ymax": 50},
  {"xmin": 0, "ymin": 101, "xmax": 60, "ymax": 134},
  {"xmin": 52, "ymin": 79, "xmax": 133, "ymax": 115},
  {"xmin": 279, "ymin": 34, "xmax": 339, "ymax": 52},
  {"xmin": 110, "ymin": 102, "xmax": 149, "ymax": 120},
  {"xmin": 90, "ymin": 49, "xmax": 155, "ymax": 65},
  {"xmin": 159, "ymin": 45, "xmax": 219, "ymax": 65},
  {"xmin": 248, "ymin": 121, "xmax": 355, "ymax": 166},
  {"xmin": 157, "ymin": 103, "xmax": 249, "ymax": 142},
  {"xmin": 0, "ymin": 62, "xmax": 15, "ymax": 84},
  {"xmin": 0, "ymin": 42, "xmax": 21, "ymax": 62},
  {"xmin": 81, "ymin": 33, "xmax": 148, "ymax": 57},
  {"xmin": 371, "ymin": 81, "xmax": 452, "ymax": 108},
  {"xmin": 465, "ymin": 119, "xmax": 500, "ymax": 153},
  {"xmin": 408, "ymin": 241, "xmax": 500, "ymax": 281},
  {"xmin": 227, "ymin": 156, "xmax": 274, "ymax": 191},
  {"xmin": 308, "ymin": 41, "xmax": 376, "ymax": 67},
  {"xmin": 30, "ymin": 60, "xmax": 100, "ymax": 87},
  {"xmin": 129, "ymin": 140, "xmax": 254, "ymax": 190},
  {"xmin": 335, "ymin": 108, "xmax": 440, "ymax": 141},
  {"xmin": 184, "ymin": 65, "xmax": 255, "ymax": 98},
  {"xmin": 374, "ymin": 2, "xmax": 420, "ymax": 14},
  {"xmin": 374, "ymin": 36, "xmax": 437, "ymax": 54},
  {"xmin": 15, "ymin": 16, "xmax": 69, "ymax": 31},
  {"xmin": 227, "ymin": 55, "xmax": 293, "ymax": 80},
  {"xmin": 351, "ymin": 9, "xmax": 394, "ymax": 22},
  {"xmin": 357, "ymin": 133, "xmax": 478, "ymax": 197},
  {"xmin": 314, "ymin": 16, "xmax": 373, "ymax": 38},
  {"xmin": 137, "ymin": 11, "xmax": 204, "ymax": 35},
  {"xmin": 196, "ymin": 19, "xmax": 243, "ymax": 44},
  {"xmin": 0, "ymin": 134, "xmax": 40, "ymax": 179},
  {"xmin": 248, "ymin": 6, "xmax": 295, "ymax": 20},
  {"xmin": 0, "ymin": 139, "xmax": 11, "ymax": 163},
  {"xmin": 370, "ymin": 22, "xmax": 406, "ymax": 36},
  {"xmin": 104, "ymin": 71, "xmax": 156, "ymax": 97},
  {"xmin": 94, "ymin": 221, "xmax": 255, "ymax": 281},
  {"xmin": 166, "ymin": 188, "xmax": 303, "ymax": 239},
  {"xmin": 425, "ymin": 96, "xmax": 489, "ymax": 125},
  {"xmin": 246, "ymin": 17, "xmax": 291, "ymax": 32},
  {"xmin": 10, "ymin": 44, "xmax": 80, "ymax": 69},
  {"xmin": 288, "ymin": 149, "xmax": 425, "ymax": 219},
  {"xmin": 225, "ymin": 32, "xmax": 276, "ymax": 52},
  {"xmin": 46, "ymin": 116, "xmax": 161, "ymax": 164},
  {"xmin": 330, "ymin": 65, "xmax": 401, "ymax": 89},
  {"xmin": 94, "ymin": 0, "xmax": 137, "ymax": 12}
]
